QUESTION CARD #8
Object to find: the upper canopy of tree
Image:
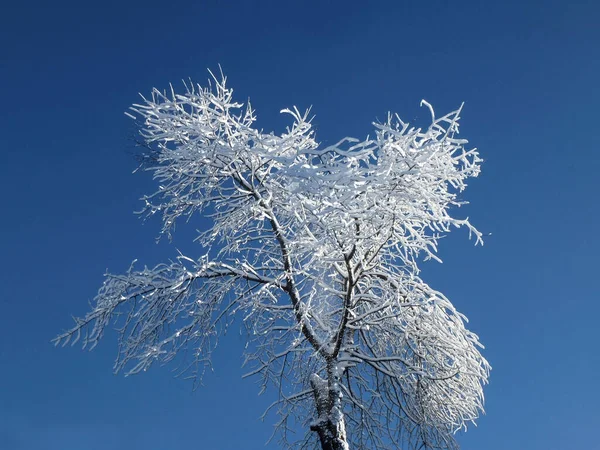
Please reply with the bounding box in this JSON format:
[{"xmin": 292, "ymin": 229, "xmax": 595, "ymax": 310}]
[{"xmin": 56, "ymin": 72, "xmax": 490, "ymax": 450}]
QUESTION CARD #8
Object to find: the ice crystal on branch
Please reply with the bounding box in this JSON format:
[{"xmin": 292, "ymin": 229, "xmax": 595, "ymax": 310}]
[{"xmin": 56, "ymin": 72, "xmax": 489, "ymax": 450}]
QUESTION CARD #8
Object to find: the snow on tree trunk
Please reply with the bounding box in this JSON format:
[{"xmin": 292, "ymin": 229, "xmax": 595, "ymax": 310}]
[{"xmin": 310, "ymin": 372, "xmax": 349, "ymax": 450}]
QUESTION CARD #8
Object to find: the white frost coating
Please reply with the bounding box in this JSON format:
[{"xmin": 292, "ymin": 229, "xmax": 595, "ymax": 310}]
[{"xmin": 55, "ymin": 73, "xmax": 490, "ymax": 450}]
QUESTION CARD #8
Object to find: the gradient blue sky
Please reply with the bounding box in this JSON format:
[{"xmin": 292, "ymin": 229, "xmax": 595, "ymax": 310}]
[{"xmin": 1, "ymin": 0, "xmax": 599, "ymax": 449}]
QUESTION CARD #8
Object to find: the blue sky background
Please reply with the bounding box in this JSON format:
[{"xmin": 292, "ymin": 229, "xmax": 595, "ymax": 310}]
[{"xmin": 1, "ymin": 0, "xmax": 599, "ymax": 449}]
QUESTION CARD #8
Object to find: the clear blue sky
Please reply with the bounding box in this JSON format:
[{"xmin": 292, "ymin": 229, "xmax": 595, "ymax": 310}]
[{"xmin": 1, "ymin": 0, "xmax": 598, "ymax": 449}]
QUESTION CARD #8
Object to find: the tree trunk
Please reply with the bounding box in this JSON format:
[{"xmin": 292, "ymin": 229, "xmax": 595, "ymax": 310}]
[
  {"xmin": 311, "ymin": 420, "xmax": 348, "ymax": 450},
  {"xmin": 310, "ymin": 372, "xmax": 349, "ymax": 450}
]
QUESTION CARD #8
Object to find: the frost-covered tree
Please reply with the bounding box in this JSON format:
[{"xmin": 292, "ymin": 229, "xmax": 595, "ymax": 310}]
[{"xmin": 55, "ymin": 73, "xmax": 490, "ymax": 450}]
